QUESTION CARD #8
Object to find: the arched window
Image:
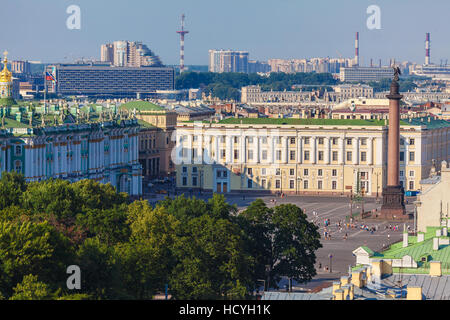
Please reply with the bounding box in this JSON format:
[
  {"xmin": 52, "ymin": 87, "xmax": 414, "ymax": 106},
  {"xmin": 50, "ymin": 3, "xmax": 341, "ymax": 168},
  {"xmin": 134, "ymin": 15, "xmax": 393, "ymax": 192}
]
[{"xmin": 14, "ymin": 160, "xmax": 22, "ymax": 173}]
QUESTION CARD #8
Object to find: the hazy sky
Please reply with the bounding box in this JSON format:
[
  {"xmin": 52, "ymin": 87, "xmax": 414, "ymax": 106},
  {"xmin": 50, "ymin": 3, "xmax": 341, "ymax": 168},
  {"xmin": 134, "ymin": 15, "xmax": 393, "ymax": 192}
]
[{"xmin": 1, "ymin": 0, "xmax": 450, "ymax": 66}]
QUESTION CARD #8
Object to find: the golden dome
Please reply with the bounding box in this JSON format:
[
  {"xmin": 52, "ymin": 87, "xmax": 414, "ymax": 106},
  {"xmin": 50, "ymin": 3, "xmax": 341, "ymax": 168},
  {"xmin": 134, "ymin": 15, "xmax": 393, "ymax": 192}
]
[{"xmin": 0, "ymin": 51, "xmax": 12, "ymax": 83}]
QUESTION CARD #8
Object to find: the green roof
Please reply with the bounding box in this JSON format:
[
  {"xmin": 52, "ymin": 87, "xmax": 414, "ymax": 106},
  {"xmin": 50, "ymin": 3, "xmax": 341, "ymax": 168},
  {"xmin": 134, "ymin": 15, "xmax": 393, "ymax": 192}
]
[
  {"xmin": 214, "ymin": 118, "xmax": 392, "ymax": 126},
  {"xmin": 137, "ymin": 119, "xmax": 155, "ymax": 128},
  {"xmin": 0, "ymin": 97, "xmax": 17, "ymax": 106},
  {"xmin": 360, "ymin": 246, "xmax": 375, "ymax": 256},
  {"xmin": 120, "ymin": 101, "xmax": 165, "ymax": 112},
  {"xmin": 407, "ymin": 118, "xmax": 450, "ymax": 129},
  {"xmin": 379, "ymin": 227, "xmax": 450, "ymax": 264}
]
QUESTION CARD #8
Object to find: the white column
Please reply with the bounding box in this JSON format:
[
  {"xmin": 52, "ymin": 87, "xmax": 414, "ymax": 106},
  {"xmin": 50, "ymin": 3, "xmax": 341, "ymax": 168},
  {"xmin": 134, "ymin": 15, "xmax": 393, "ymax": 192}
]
[
  {"xmin": 187, "ymin": 134, "xmax": 193, "ymax": 164},
  {"xmin": 311, "ymin": 137, "xmax": 316, "ymax": 164},
  {"xmin": 324, "ymin": 137, "xmax": 330, "ymax": 164},
  {"xmin": 353, "ymin": 137, "xmax": 359, "ymax": 165},
  {"xmin": 405, "ymin": 140, "xmax": 409, "ymax": 165},
  {"xmin": 281, "ymin": 136, "xmax": 287, "ymax": 163},
  {"xmin": 255, "ymin": 136, "xmax": 260, "ymax": 164},
  {"xmin": 367, "ymin": 137, "xmax": 373, "ymax": 165},
  {"xmin": 297, "ymin": 136, "xmax": 302, "ymax": 164},
  {"xmin": 225, "ymin": 135, "xmax": 231, "ymax": 164},
  {"xmin": 215, "ymin": 135, "xmax": 220, "ymax": 163},
  {"xmin": 376, "ymin": 137, "xmax": 383, "ymax": 165},
  {"xmin": 197, "ymin": 134, "xmax": 203, "ymax": 164},
  {"xmin": 268, "ymin": 136, "xmax": 274, "ymax": 164},
  {"xmin": 240, "ymin": 134, "xmax": 246, "ymax": 164},
  {"xmin": 339, "ymin": 137, "xmax": 344, "ymax": 164}
]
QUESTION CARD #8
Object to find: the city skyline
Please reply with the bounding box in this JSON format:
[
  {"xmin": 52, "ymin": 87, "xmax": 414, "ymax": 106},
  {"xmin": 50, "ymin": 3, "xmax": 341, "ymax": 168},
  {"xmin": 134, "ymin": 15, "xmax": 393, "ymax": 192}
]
[{"xmin": 1, "ymin": 0, "xmax": 450, "ymax": 66}]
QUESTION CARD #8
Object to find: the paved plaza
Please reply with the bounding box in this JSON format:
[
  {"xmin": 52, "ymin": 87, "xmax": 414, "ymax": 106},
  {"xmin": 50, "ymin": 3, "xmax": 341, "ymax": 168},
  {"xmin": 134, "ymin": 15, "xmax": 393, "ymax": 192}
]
[{"xmin": 145, "ymin": 189, "xmax": 416, "ymax": 290}]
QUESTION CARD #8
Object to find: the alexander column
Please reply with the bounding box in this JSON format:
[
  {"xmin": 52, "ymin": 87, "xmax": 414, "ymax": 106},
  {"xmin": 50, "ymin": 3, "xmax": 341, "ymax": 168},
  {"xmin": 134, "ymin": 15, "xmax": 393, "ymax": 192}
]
[{"xmin": 380, "ymin": 67, "xmax": 407, "ymax": 219}]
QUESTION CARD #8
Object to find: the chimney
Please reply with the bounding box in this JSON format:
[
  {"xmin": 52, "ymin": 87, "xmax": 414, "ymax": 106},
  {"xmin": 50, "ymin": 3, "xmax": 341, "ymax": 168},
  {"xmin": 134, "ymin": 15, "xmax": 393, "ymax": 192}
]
[
  {"xmin": 355, "ymin": 32, "xmax": 359, "ymax": 66},
  {"xmin": 433, "ymin": 237, "xmax": 439, "ymax": 251},
  {"xmin": 403, "ymin": 231, "xmax": 409, "ymax": 247},
  {"xmin": 425, "ymin": 33, "xmax": 430, "ymax": 65}
]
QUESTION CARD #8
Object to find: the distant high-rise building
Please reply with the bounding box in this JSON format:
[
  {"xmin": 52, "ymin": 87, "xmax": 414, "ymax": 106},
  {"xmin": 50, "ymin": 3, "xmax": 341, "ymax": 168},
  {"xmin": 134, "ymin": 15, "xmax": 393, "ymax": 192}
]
[
  {"xmin": 339, "ymin": 67, "xmax": 394, "ymax": 82},
  {"xmin": 10, "ymin": 60, "xmax": 31, "ymax": 74},
  {"xmin": 208, "ymin": 50, "xmax": 249, "ymax": 73},
  {"xmin": 248, "ymin": 60, "xmax": 270, "ymax": 73},
  {"xmin": 101, "ymin": 41, "xmax": 163, "ymax": 67}
]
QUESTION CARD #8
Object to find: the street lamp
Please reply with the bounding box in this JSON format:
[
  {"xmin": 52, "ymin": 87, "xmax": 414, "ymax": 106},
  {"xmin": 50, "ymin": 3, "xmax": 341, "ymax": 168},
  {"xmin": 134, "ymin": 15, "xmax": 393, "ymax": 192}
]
[
  {"xmin": 296, "ymin": 177, "xmax": 302, "ymax": 195},
  {"xmin": 328, "ymin": 254, "xmax": 333, "ymax": 273}
]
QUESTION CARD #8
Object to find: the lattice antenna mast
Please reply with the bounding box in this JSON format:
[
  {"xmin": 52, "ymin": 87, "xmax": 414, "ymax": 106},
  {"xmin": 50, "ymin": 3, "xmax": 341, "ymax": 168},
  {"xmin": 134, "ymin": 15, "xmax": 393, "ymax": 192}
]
[{"xmin": 176, "ymin": 14, "xmax": 189, "ymax": 73}]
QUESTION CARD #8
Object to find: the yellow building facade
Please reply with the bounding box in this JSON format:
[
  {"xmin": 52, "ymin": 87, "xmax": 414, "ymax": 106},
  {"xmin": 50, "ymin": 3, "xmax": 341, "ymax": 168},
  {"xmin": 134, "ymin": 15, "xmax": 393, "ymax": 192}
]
[{"xmin": 175, "ymin": 118, "xmax": 450, "ymax": 196}]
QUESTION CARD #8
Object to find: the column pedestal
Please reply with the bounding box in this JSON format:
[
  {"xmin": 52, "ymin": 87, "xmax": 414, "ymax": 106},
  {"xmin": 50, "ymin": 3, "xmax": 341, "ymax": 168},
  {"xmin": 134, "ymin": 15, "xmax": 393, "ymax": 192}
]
[{"xmin": 380, "ymin": 185, "xmax": 407, "ymax": 219}]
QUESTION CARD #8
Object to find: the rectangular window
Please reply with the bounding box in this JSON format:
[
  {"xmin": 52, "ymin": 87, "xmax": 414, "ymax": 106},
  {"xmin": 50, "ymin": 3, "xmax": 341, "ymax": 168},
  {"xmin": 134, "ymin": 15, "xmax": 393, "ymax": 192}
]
[
  {"xmin": 410, "ymin": 138, "xmax": 415, "ymax": 145},
  {"xmin": 182, "ymin": 177, "xmax": 187, "ymax": 186},
  {"xmin": 400, "ymin": 138, "xmax": 404, "ymax": 145},
  {"xmin": 182, "ymin": 166, "xmax": 187, "ymax": 173},
  {"xmin": 290, "ymin": 150, "xmax": 296, "ymax": 161},
  {"xmin": 346, "ymin": 151, "xmax": 352, "ymax": 161},
  {"xmin": 247, "ymin": 179, "xmax": 253, "ymax": 188},
  {"xmin": 261, "ymin": 179, "xmax": 266, "ymax": 188},
  {"xmin": 262, "ymin": 150, "xmax": 267, "ymax": 160},
  {"xmin": 261, "ymin": 168, "xmax": 267, "ymax": 176},
  {"xmin": 361, "ymin": 138, "xmax": 367, "ymax": 146},
  {"xmin": 318, "ymin": 151, "xmax": 324, "ymax": 161},
  {"xmin": 332, "ymin": 138, "xmax": 338, "ymax": 145},
  {"xmin": 234, "ymin": 150, "xmax": 239, "ymax": 160},
  {"xmin": 332, "ymin": 151, "xmax": 338, "ymax": 161},
  {"xmin": 221, "ymin": 149, "xmax": 226, "ymax": 159},
  {"xmin": 318, "ymin": 137, "xmax": 324, "ymax": 145},
  {"xmin": 304, "ymin": 151, "xmax": 310, "ymax": 161},
  {"xmin": 318, "ymin": 181, "xmax": 323, "ymax": 189},
  {"xmin": 262, "ymin": 137, "xmax": 267, "ymax": 144},
  {"xmin": 276, "ymin": 180, "xmax": 281, "ymax": 188},
  {"xmin": 248, "ymin": 168, "xmax": 253, "ymax": 176},
  {"xmin": 400, "ymin": 170, "xmax": 404, "ymax": 177},
  {"xmin": 304, "ymin": 169, "xmax": 309, "ymax": 176},
  {"xmin": 290, "ymin": 180, "xmax": 295, "ymax": 189},
  {"xmin": 276, "ymin": 168, "xmax": 281, "ymax": 176},
  {"xmin": 332, "ymin": 181, "xmax": 337, "ymax": 190},
  {"xmin": 289, "ymin": 168, "xmax": 295, "ymax": 176},
  {"xmin": 332, "ymin": 169, "xmax": 337, "ymax": 177},
  {"xmin": 303, "ymin": 180, "xmax": 309, "ymax": 189},
  {"xmin": 360, "ymin": 151, "xmax": 367, "ymax": 162},
  {"xmin": 217, "ymin": 170, "xmax": 222, "ymax": 178},
  {"xmin": 290, "ymin": 137, "xmax": 296, "ymax": 144},
  {"xmin": 409, "ymin": 152, "xmax": 415, "ymax": 162},
  {"xmin": 409, "ymin": 181, "xmax": 414, "ymax": 190},
  {"xmin": 347, "ymin": 138, "xmax": 352, "ymax": 145},
  {"xmin": 318, "ymin": 169, "xmax": 323, "ymax": 176},
  {"xmin": 400, "ymin": 151, "xmax": 404, "ymax": 162},
  {"xmin": 409, "ymin": 170, "xmax": 414, "ymax": 177},
  {"xmin": 192, "ymin": 167, "xmax": 198, "ymax": 173},
  {"xmin": 192, "ymin": 177, "xmax": 197, "ymax": 186},
  {"xmin": 234, "ymin": 137, "xmax": 238, "ymax": 144},
  {"xmin": 248, "ymin": 150, "xmax": 253, "ymax": 160},
  {"xmin": 276, "ymin": 150, "xmax": 281, "ymax": 161},
  {"xmin": 223, "ymin": 171, "xmax": 227, "ymax": 178},
  {"xmin": 304, "ymin": 137, "xmax": 310, "ymax": 145}
]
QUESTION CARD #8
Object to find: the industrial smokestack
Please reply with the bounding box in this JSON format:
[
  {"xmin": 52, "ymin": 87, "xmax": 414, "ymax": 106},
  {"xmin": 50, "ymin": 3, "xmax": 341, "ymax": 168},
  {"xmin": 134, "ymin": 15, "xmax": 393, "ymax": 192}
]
[
  {"xmin": 425, "ymin": 33, "xmax": 430, "ymax": 65},
  {"xmin": 355, "ymin": 32, "xmax": 359, "ymax": 66},
  {"xmin": 370, "ymin": 58, "xmax": 373, "ymax": 68}
]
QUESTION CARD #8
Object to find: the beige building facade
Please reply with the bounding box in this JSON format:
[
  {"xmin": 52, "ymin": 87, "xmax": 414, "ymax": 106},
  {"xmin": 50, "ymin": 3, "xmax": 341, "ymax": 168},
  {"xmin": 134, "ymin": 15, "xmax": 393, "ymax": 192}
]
[{"xmin": 175, "ymin": 118, "xmax": 450, "ymax": 195}]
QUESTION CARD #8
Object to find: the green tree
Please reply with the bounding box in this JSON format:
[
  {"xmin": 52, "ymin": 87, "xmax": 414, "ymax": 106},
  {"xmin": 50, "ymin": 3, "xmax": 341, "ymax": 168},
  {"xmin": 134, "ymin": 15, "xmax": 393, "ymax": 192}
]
[
  {"xmin": 240, "ymin": 202, "xmax": 322, "ymax": 289},
  {"xmin": 0, "ymin": 221, "xmax": 73, "ymax": 297},
  {"xmin": 0, "ymin": 171, "xmax": 26, "ymax": 210},
  {"xmin": 75, "ymin": 237, "xmax": 122, "ymax": 299},
  {"xmin": 9, "ymin": 274, "xmax": 52, "ymax": 300},
  {"xmin": 169, "ymin": 214, "xmax": 253, "ymax": 299}
]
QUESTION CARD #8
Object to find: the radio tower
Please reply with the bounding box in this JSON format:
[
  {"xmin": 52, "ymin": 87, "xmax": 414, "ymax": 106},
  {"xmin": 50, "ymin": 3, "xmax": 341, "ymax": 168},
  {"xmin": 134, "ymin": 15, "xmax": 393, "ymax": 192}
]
[{"xmin": 176, "ymin": 14, "xmax": 189, "ymax": 73}]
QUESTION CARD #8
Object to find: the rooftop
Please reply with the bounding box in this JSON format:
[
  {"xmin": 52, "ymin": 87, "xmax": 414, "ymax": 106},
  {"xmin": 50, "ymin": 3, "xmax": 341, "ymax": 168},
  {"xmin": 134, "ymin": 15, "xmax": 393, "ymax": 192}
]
[{"xmin": 120, "ymin": 100, "xmax": 166, "ymax": 112}]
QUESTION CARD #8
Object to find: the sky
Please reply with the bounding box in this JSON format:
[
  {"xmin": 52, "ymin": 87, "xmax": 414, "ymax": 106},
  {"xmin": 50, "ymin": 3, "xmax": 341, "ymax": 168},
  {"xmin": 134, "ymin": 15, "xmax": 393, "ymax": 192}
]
[{"xmin": 1, "ymin": 0, "xmax": 450, "ymax": 66}]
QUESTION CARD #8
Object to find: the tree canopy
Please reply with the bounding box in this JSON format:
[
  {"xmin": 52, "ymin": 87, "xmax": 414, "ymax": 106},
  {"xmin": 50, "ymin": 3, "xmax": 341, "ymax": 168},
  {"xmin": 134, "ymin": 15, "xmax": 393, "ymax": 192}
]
[{"xmin": 0, "ymin": 172, "xmax": 322, "ymax": 300}]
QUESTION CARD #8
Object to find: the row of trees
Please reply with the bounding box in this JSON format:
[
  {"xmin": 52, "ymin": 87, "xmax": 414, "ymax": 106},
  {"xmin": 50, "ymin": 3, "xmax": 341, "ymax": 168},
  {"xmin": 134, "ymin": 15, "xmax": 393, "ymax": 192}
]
[
  {"xmin": 175, "ymin": 72, "xmax": 338, "ymax": 101},
  {"xmin": 0, "ymin": 172, "xmax": 321, "ymax": 300},
  {"xmin": 175, "ymin": 71, "xmax": 420, "ymax": 101}
]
